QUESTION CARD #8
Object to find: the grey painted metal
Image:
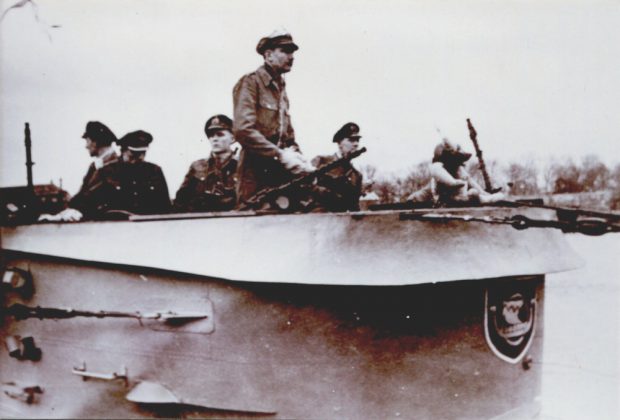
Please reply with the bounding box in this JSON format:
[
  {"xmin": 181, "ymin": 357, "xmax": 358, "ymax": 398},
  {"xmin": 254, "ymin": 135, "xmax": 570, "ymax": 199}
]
[
  {"xmin": 0, "ymin": 209, "xmax": 580, "ymax": 417},
  {"xmin": 1, "ymin": 208, "xmax": 582, "ymax": 285},
  {"xmin": 0, "ymin": 254, "xmax": 545, "ymax": 418}
]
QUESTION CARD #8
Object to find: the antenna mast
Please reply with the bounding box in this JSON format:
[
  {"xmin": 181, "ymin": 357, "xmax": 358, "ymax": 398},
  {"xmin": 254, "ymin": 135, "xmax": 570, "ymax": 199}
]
[{"xmin": 24, "ymin": 122, "xmax": 34, "ymax": 191}]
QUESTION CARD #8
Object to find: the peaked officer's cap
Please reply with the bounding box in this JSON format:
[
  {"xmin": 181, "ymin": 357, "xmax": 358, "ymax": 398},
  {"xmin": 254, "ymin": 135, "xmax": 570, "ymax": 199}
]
[
  {"xmin": 256, "ymin": 30, "xmax": 299, "ymax": 55},
  {"xmin": 82, "ymin": 121, "xmax": 117, "ymax": 146},
  {"xmin": 204, "ymin": 114, "xmax": 233, "ymax": 136},
  {"xmin": 333, "ymin": 122, "xmax": 362, "ymax": 143},
  {"xmin": 117, "ymin": 130, "xmax": 153, "ymax": 152}
]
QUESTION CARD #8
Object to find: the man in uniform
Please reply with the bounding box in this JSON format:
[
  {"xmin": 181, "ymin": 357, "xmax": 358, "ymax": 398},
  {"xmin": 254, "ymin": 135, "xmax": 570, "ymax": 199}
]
[
  {"xmin": 78, "ymin": 130, "xmax": 171, "ymax": 217},
  {"xmin": 232, "ymin": 30, "xmax": 313, "ymax": 206},
  {"xmin": 407, "ymin": 138, "xmax": 504, "ymax": 206},
  {"xmin": 311, "ymin": 122, "xmax": 364, "ymax": 212},
  {"xmin": 173, "ymin": 114, "xmax": 238, "ymax": 212},
  {"xmin": 39, "ymin": 121, "xmax": 119, "ymax": 222}
]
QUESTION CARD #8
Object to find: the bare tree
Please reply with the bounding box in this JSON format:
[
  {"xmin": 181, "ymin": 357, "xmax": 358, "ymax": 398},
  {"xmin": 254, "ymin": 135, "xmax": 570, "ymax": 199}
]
[
  {"xmin": 358, "ymin": 164, "xmax": 378, "ymax": 194},
  {"xmin": 609, "ymin": 163, "xmax": 620, "ymax": 210},
  {"xmin": 542, "ymin": 161, "xmax": 557, "ymax": 194},
  {"xmin": 400, "ymin": 162, "xmax": 431, "ymax": 199},
  {"xmin": 465, "ymin": 159, "xmax": 505, "ymax": 191},
  {"xmin": 358, "ymin": 164, "xmax": 377, "ymax": 182},
  {"xmin": 374, "ymin": 176, "xmax": 401, "ymax": 203},
  {"xmin": 504, "ymin": 160, "xmax": 540, "ymax": 196},
  {"xmin": 364, "ymin": 154, "xmax": 618, "ymax": 206},
  {"xmin": 546, "ymin": 159, "xmax": 583, "ymax": 193},
  {"xmin": 579, "ymin": 155, "xmax": 611, "ymax": 192}
]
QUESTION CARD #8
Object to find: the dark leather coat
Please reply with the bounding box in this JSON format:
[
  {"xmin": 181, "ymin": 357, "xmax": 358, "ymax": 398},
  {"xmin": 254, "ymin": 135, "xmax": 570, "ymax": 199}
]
[
  {"xmin": 76, "ymin": 160, "xmax": 171, "ymax": 217},
  {"xmin": 69, "ymin": 150, "xmax": 119, "ymax": 211}
]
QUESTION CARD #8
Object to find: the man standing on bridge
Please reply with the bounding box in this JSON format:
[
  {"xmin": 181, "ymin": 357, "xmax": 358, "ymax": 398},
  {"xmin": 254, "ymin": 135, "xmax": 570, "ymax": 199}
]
[{"xmin": 232, "ymin": 29, "xmax": 313, "ymax": 206}]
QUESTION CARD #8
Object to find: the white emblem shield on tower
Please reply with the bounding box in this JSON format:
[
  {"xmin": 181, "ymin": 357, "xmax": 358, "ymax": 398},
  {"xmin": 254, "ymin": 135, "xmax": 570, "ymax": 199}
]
[{"xmin": 484, "ymin": 281, "xmax": 537, "ymax": 363}]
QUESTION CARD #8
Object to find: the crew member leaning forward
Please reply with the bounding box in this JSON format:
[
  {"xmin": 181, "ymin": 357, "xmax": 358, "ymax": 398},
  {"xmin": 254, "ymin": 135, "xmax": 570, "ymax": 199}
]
[
  {"xmin": 174, "ymin": 114, "xmax": 238, "ymax": 212},
  {"xmin": 232, "ymin": 30, "xmax": 311, "ymax": 206},
  {"xmin": 81, "ymin": 130, "xmax": 172, "ymax": 217},
  {"xmin": 311, "ymin": 122, "xmax": 364, "ymax": 212},
  {"xmin": 408, "ymin": 138, "xmax": 504, "ymax": 206}
]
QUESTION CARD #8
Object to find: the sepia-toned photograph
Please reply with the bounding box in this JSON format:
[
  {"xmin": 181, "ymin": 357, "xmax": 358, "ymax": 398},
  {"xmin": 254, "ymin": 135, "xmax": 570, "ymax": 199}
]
[{"xmin": 1, "ymin": 0, "xmax": 619, "ymax": 418}]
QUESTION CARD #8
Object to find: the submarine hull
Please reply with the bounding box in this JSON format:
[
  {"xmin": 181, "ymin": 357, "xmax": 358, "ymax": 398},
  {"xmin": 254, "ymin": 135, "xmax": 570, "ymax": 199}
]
[
  {"xmin": 1, "ymin": 255, "xmax": 544, "ymax": 418},
  {"xmin": 0, "ymin": 209, "xmax": 577, "ymax": 418}
]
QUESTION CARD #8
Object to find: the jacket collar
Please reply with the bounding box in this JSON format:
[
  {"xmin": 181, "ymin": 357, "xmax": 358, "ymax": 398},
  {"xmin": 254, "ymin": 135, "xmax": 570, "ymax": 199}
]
[
  {"xmin": 257, "ymin": 65, "xmax": 284, "ymax": 90},
  {"xmin": 208, "ymin": 152, "xmax": 235, "ymax": 169},
  {"xmin": 93, "ymin": 147, "xmax": 118, "ymax": 169}
]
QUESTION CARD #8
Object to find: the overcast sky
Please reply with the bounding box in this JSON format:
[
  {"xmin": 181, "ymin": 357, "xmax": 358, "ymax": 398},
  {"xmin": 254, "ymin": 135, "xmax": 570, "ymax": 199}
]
[{"xmin": 1, "ymin": 0, "xmax": 619, "ymax": 194}]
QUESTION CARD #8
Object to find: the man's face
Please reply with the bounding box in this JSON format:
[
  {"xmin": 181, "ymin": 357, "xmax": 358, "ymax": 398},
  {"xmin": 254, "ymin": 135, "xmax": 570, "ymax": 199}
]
[
  {"xmin": 84, "ymin": 137, "xmax": 99, "ymax": 157},
  {"xmin": 208, "ymin": 130, "xmax": 234, "ymax": 155},
  {"xmin": 122, "ymin": 149, "xmax": 146, "ymax": 164},
  {"xmin": 265, "ymin": 47, "xmax": 295, "ymax": 73},
  {"xmin": 338, "ymin": 137, "xmax": 360, "ymax": 157}
]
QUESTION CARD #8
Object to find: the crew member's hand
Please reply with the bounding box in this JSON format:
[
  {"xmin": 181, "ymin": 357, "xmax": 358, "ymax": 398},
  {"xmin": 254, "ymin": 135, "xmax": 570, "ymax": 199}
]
[
  {"xmin": 478, "ymin": 191, "xmax": 506, "ymax": 204},
  {"xmin": 62, "ymin": 208, "xmax": 84, "ymax": 221},
  {"xmin": 279, "ymin": 147, "xmax": 316, "ymax": 175},
  {"xmin": 39, "ymin": 208, "xmax": 84, "ymax": 222},
  {"xmin": 38, "ymin": 213, "xmax": 56, "ymax": 222}
]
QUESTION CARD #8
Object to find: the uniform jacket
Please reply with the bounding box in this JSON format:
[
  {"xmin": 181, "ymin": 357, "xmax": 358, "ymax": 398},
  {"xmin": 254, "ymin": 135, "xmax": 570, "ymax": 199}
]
[
  {"xmin": 173, "ymin": 154, "xmax": 238, "ymax": 212},
  {"xmin": 77, "ymin": 160, "xmax": 171, "ymax": 217},
  {"xmin": 233, "ymin": 65, "xmax": 299, "ymax": 202},
  {"xmin": 69, "ymin": 150, "xmax": 119, "ymax": 210},
  {"xmin": 311, "ymin": 153, "xmax": 363, "ymax": 212},
  {"xmin": 408, "ymin": 163, "xmax": 472, "ymax": 206}
]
